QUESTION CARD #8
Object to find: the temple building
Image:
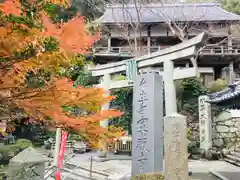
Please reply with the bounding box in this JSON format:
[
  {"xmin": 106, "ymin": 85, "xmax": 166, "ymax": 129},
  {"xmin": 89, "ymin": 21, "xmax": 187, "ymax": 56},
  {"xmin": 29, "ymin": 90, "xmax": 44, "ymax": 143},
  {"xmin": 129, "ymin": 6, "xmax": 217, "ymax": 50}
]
[
  {"xmin": 89, "ymin": 2, "xmax": 240, "ymax": 156},
  {"xmin": 92, "ymin": 2, "xmax": 240, "ymax": 86}
]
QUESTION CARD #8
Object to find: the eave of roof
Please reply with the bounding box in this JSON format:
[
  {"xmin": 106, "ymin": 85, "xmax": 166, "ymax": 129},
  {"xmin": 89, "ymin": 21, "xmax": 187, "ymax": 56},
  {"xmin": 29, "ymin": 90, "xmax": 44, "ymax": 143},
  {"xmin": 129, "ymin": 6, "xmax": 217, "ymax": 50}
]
[
  {"xmin": 99, "ymin": 3, "xmax": 240, "ymax": 24},
  {"xmin": 207, "ymin": 91, "xmax": 240, "ymax": 104},
  {"xmin": 207, "ymin": 82, "xmax": 240, "ymax": 104}
]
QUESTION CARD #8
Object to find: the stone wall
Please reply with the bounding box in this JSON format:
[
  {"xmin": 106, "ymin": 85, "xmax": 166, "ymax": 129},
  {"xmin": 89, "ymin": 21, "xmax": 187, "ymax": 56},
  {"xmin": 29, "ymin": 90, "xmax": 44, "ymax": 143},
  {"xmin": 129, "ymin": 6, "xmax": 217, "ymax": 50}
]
[
  {"xmin": 212, "ymin": 111, "xmax": 240, "ymax": 149},
  {"xmin": 187, "ymin": 116, "xmax": 200, "ymax": 142}
]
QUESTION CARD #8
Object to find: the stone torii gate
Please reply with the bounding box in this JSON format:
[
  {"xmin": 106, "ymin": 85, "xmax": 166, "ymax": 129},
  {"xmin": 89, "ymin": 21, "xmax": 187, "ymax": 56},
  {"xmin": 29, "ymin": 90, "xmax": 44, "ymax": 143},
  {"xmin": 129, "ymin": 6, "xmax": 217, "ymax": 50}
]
[
  {"xmin": 53, "ymin": 33, "xmax": 207, "ymax": 170},
  {"xmin": 90, "ymin": 32, "xmax": 207, "ymax": 117},
  {"xmin": 89, "ymin": 33, "xmax": 207, "ymax": 179},
  {"xmin": 89, "ymin": 32, "xmax": 207, "ymax": 158}
]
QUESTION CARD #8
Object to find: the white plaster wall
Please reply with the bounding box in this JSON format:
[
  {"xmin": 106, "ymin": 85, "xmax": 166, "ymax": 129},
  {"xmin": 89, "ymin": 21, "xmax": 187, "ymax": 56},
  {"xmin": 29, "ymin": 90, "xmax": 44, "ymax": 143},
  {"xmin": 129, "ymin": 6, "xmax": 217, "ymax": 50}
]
[
  {"xmin": 151, "ymin": 24, "xmax": 171, "ymax": 36},
  {"xmin": 110, "ymin": 26, "xmax": 129, "ymax": 38}
]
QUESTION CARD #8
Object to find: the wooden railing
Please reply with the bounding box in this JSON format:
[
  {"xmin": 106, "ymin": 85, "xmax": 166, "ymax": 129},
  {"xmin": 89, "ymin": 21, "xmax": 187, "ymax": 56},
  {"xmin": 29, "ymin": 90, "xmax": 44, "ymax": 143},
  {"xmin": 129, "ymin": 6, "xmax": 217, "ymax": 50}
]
[
  {"xmin": 201, "ymin": 45, "xmax": 240, "ymax": 55},
  {"xmin": 93, "ymin": 46, "xmax": 164, "ymax": 56},
  {"xmin": 112, "ymin": 136, "xmax": 132, "ymax": 153},
  {"xmin": 93, "ymin": 44, "xmax": 240, "ymax": 56}
]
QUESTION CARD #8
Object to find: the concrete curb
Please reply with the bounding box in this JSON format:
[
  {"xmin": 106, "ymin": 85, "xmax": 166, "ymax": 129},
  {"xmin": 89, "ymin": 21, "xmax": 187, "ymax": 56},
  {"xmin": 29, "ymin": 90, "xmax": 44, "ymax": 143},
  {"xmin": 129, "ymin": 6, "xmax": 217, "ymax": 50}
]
[{"xmin": 209, "ymin": 169, "xmax": 230, "ymax": 180}]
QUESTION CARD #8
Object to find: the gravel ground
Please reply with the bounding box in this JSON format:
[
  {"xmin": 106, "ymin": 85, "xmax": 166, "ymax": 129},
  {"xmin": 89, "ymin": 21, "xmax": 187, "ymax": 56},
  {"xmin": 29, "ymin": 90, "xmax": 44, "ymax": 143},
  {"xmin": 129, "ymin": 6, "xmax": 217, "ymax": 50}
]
[{"xmin": 38, "ymin": 149, "xmax": 233, "ymax": 180}]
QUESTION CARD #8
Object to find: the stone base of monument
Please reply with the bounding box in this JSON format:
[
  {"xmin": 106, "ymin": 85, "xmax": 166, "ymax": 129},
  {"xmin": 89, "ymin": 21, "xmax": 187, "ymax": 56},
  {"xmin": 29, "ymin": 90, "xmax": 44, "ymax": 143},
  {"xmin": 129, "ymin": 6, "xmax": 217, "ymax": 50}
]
[
  {"xmin": 92, "ymin": 156, "xmax": 109, "ymax": 162},
  {"xmin": 188, "ymin": 148, "xmax": 204, "ymax": 160},
  {"xmin": 96, "ymin": 150, "xmax": 107, "ymax": 158},
  {"xmin": 106, "ymin": 173, "xmax": 131, "ymax": 180},
  {"xmin": 92, "ymin": 152, "xmax": 132, "ymax": 162},
  {"xmin": 206, "ymin": 148, "xmax": 222, "ymax": 160}
]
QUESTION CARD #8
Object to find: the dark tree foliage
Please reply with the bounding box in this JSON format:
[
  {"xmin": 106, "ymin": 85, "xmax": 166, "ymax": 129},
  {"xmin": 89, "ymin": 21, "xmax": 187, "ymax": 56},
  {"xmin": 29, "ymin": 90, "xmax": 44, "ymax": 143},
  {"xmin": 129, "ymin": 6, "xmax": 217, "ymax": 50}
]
[
  {"xmin": 45, "ymin": 3, "xmax": 78, "ymax": 23},
  {"xmin": 110, "ymin": 87, "xmax": 133, "ymax": 134}
]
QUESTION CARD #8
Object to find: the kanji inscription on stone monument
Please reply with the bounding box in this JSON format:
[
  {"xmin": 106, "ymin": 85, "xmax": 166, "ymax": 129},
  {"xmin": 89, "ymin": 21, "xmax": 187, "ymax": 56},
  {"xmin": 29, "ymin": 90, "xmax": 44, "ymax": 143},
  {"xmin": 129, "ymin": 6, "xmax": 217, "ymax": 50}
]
[
  {"xmin": 199, "ymin": 95, "xmax": 212, "ymax": 153},
  {"xmin": 132, "ymin": 72, "xmax": 163, "ymax": 176},
  {"xmin": 164, "ymin": 114, "xmax": 188, "ymax": 180}
]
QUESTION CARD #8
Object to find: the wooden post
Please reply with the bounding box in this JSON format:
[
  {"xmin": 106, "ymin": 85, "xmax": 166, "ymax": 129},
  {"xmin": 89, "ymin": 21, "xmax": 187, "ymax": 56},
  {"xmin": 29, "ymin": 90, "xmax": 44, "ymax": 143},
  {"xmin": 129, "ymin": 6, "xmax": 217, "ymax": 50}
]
[
  {"xmin": 107, "ymin": 36, "xmax": 111, "ymax": 53},
  {"xmin": 90, "ymin": 156, "xmax": 93, "ymax": 179},
  {"xmin": 229, "ymin": 61, "xmax": 234, "ymax": 84},
  {"xmin": 228, "ymin": 26, "xmax": 234, "ymax": 84},
  {"xmin": 54, "ymin": 128, "xmax": 61, "ymax": 166},
  {"xmin": 147, "ymin": 37, "xmax": 151, "ymax": 55},
  {"xmin": 147, "ymin": 25, "xmax": 151, "ymax": 55}
]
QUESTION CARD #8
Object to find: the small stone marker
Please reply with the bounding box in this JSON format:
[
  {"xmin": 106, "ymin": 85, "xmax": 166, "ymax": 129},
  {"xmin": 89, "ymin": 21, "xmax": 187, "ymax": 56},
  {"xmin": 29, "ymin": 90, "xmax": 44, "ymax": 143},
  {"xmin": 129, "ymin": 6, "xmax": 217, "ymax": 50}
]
[
  {"xmin": 164, "ymin": 113, "xmax": 188, "ymax": 180},
  {"xmin": 199, "ymin": 95, "xmax": 212, "ymax": 154},
  {"xmin": 132, "ymin": 72, "xmax": 164, "ymax": 176},
  {"xmin": 7, "ymin": 147, "xmax": 46, "ymax": 180}
]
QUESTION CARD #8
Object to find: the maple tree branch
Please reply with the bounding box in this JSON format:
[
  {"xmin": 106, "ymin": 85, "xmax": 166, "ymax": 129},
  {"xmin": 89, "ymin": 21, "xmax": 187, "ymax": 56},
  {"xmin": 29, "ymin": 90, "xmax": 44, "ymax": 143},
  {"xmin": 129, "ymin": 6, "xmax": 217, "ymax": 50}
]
[{"xmin": 0, "ymin": 0, "xmax": 124, "ymax": 142}]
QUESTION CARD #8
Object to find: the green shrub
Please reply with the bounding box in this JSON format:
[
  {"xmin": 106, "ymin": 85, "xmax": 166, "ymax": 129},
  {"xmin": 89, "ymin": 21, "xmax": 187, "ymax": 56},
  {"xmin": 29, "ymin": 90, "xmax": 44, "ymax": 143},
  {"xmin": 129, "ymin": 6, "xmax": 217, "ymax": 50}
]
[
  {"xmin": 187, "ymin": 128, "xmax": 191, "ymax": 139},
  {"xmin": 208, "ymin": 79, "xmax": 227, "ymax": 93},
  {"xmin": 131, "ymin": 173, "xmax": 164, "ymax": 180},
  {"xmin": 68, "ymin": 134, "xmax": 84, "ymax": 141},
  {"xmin": 0, "ymin": 139, "xmax": 33, "ymax": 163},
  {"xmin": 0, "ymin": 145, "xmax": 19, "ymax": 162},
  {"xmin": 0, "ymin": 139, "xmax": 33, "ymax": 165},
  {"xmin": 15, "ymin": 139, "xmax": 33, "ymax": 151},
  {"xmin": 111, "ymin": 74, "xmax": 126, "ymax": 81}
]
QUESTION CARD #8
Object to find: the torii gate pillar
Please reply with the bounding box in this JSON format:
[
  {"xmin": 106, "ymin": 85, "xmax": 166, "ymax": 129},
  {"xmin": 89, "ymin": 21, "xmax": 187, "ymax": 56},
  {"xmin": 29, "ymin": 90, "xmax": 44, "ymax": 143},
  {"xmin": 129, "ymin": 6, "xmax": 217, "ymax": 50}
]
[
  {"xmin": 99, "ymin": 74, "xmax": 111, "ymax": 153},
  {"xmin": 164, "ymin": 60, "xmax": 177, "ymax": 115}
]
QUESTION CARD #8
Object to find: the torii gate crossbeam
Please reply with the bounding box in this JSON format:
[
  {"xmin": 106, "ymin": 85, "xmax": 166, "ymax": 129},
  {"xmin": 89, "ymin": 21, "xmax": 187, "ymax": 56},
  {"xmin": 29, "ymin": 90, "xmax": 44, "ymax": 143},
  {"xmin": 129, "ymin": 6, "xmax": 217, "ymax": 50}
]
[{"xmin": 90, "ymin": 32, "xmax": 208, "ymax": 116}]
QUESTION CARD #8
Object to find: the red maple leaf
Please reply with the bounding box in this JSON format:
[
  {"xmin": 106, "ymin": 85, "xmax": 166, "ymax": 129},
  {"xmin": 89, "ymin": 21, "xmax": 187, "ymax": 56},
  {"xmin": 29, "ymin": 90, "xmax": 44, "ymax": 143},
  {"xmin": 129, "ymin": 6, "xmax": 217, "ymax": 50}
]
[
  {"xmin": 0, "ymin": 0, "xmax": 22, "ymax": 16},
  {"xmin": 41, "ymin": 12, "xmax": 99, "ymax": 54}
]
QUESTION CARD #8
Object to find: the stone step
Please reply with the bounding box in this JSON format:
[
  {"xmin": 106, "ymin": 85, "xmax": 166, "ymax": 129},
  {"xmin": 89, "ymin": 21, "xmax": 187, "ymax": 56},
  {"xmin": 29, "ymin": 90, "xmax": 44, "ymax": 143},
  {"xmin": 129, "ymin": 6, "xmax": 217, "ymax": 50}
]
[
  {"xmin": 225, "ymin": 154, "xmax": 240, "ymax": 163},
  {"xmin": 64, "ymin": 162, "xmax": 108, "ymax": 180},
  {"xmin": 62, "ymin": 167, "xmax": 97, "ymax": 180},
  {"xmin": 230, "ymin": 151, "xmax": 240, "ymax": 158},
  {"xmin": 44, "ymin": 165, "xmax": 57, "ymax": 179},
  {"xmin": 225, "ymin": 157, "xmax": 240, "ymax": 167},
  {"xmin": 235, "ymin": 148, "xmax": 240, "ymax": 153},
  {"xmin": 46, "ymin": 167, "xmax": 101, "ymax": 180},
  {"xmin": 210, "ymin": 167, "xmax": 240, "ymax": 180}
]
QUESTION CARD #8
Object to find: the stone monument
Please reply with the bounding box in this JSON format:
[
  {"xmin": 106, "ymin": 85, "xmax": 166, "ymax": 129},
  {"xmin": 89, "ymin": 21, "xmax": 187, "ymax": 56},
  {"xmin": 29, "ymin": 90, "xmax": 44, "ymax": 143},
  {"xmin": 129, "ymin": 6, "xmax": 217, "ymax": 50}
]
[
  {"xmin": 199, "ymin": 95, "xmax": 212, "ymax": 155},
  {"xmin": 132, "ymin": 72, "xmax": 164, "ymax": 176},
  {"xmin": 7, "ymin": 147, "xmax": 46, "ymax": 180},
  {"xmin": 164, "ymin": 113, "xmax": 188, "ymax": 180}
]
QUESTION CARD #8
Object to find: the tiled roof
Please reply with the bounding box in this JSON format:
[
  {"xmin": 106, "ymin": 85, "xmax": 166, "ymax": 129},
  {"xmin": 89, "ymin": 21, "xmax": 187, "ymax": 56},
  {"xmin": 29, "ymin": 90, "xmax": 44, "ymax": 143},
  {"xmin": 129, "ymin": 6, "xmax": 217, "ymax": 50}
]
[
  {"xmin": 207, "ymin": 81, "xmax": 240, "ymax": 104},
  {"xmin": 99, "ymin": 3, "xmax": 240, "ymax": 24}
]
